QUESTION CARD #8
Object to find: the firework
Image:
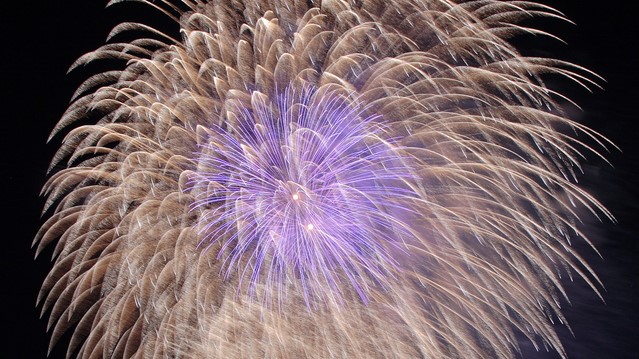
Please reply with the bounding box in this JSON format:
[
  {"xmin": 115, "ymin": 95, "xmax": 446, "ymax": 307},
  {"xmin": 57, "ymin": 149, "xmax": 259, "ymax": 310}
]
[{"xmin": 36, "ymin": 0, "xmax": 612, "ymax": 358}]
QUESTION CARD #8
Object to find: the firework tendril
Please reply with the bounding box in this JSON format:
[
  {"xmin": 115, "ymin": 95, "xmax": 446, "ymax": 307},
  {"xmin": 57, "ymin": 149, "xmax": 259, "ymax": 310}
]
[{"xmin": 36, "ymin": 1, "xmax": 613, "ymax": 358}]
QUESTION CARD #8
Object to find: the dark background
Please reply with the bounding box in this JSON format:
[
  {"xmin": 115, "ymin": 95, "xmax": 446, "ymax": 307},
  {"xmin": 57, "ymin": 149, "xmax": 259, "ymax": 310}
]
[{"xmin": 2, "ymin": 1, "xmax": 637, "ymax": 358}]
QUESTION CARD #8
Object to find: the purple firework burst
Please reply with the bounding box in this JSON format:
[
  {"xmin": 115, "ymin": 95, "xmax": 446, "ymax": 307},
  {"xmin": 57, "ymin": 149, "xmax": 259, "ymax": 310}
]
[{"xmin": 189, "ymin": 86, "xmax": 418, "ymax": 306}]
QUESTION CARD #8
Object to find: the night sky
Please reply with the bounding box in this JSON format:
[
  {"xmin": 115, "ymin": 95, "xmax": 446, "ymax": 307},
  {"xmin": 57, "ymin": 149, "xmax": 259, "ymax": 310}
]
[{"xmin": 2, "ymin": 1, "xmax": 637, "ymax": 358}]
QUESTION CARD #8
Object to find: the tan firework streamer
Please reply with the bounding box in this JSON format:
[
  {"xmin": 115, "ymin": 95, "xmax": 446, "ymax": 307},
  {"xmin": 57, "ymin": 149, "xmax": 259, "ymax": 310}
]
[{"xmin": 35, "ymin": 0, "xmax": 613, "ymax": 358}]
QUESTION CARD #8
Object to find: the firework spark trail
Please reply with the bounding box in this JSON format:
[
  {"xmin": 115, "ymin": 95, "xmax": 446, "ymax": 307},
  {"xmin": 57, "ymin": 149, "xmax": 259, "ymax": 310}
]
[{"xmin": 36, "ymin": 0, "xmax": 614, "ymax": 358}]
